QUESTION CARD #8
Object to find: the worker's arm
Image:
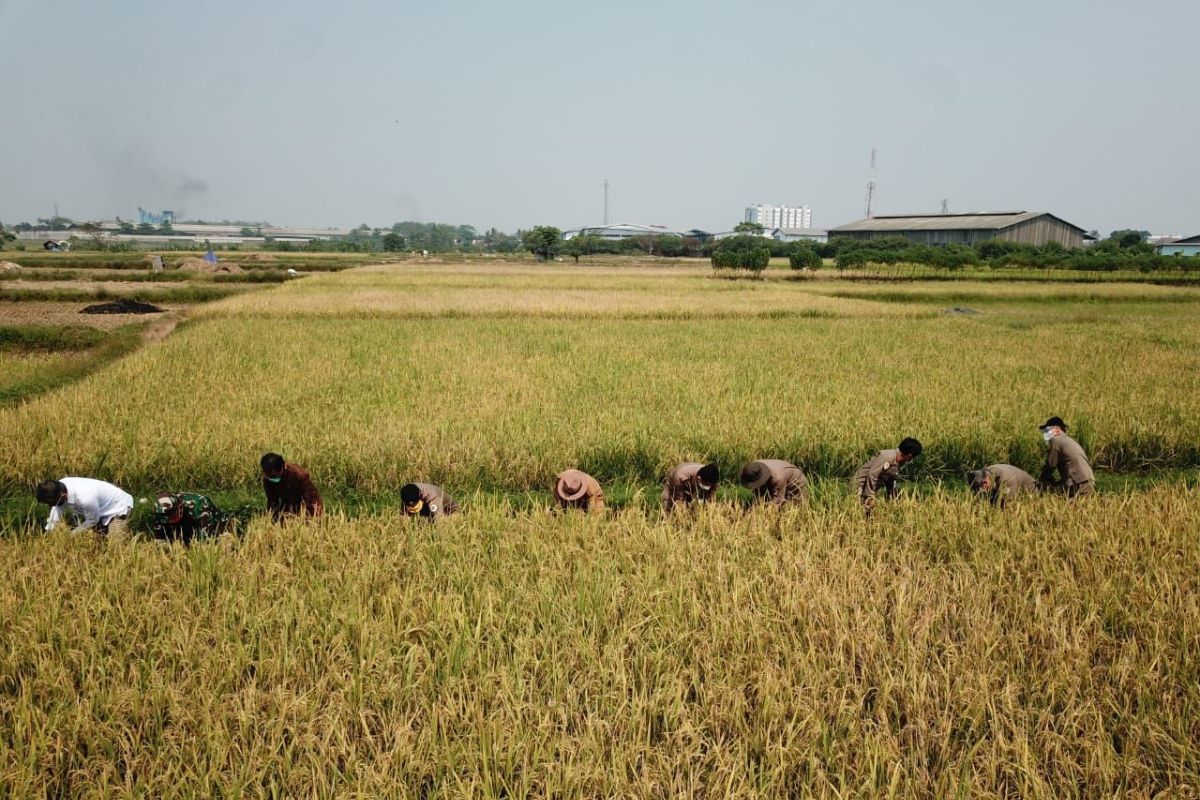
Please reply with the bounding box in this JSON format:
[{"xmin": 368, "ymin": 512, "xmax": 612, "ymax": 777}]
[
  {"xmin": 69, "ymin": 499, "xmax": 100, "ymax": 534},
  {"xmin": 1038, "ymin": 442, "xmax": 1060, "ymax": 487},
  {"xmin": 302, "ymin": 476, "xmax": 323, "ymax": 518},
  {"xmin": 44, "ymin": 505, "xmax": 62, "ymax": 532}
]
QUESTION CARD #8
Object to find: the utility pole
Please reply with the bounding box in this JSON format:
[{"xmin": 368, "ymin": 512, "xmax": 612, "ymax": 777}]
[
  {"xmin": 940, "ymin": 198, "xmax": 949, "ymax": 214},
  {"xmin": 603, "ymin": 180, "xmax": 610, "ymax": 226},
  {"xmin": 864, "ymin": 149, "xmax": 877, "ymax": 218}
]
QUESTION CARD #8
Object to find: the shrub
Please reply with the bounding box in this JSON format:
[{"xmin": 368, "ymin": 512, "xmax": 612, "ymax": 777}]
[{"xmin": 788, "ymin": 243, "xmax": 822, "ymax": 270}]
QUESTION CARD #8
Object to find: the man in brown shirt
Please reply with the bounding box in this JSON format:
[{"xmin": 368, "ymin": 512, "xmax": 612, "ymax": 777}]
[
  {"xmin": 1037, "ymin": 416, "xmax": 1095, "ymax": 498},
  {"xmin": 851, "ymin": 437, "xmax": 922, "ymax": 516},
  {"xmin": 553, "ymin": 469, "xmax": 605, "ymax": 513},
  {"xmin": 662, "ymin": 462, "xmax": 719, "ymax": 512},
  {"xmin": 261, "ymin": 452, "xmax": 323, "ymax": 522},
  {"xmin": 740, "ymin": 459, "xmax": 809, "ymax": 506},
  {"xmin": 401, "ymin": 482, "xmax": 458, "ymax": 519},
  {"xmin": 968, "ymin": 464, "xmax": 1037, "ymax": 507}
]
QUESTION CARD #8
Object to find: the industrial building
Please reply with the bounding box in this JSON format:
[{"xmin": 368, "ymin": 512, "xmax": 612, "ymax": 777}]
[
  {"xmin": 829, "ymin": 211, "xmax": 1087, "ymax": 248},
  {"xmin": 561, "ymin": 224, "xmax": 680, "ymax": 240},
  {"xmin": 771, "ymin": 228, "xmax": 828, "ymax": 244},
  {"xmin": 1157, "ymin": 235, "xmax": 1200, "ymax": 257},
  {"xmin": 745, "ymin": 204, "xmax": 813, "ymax": 230}
]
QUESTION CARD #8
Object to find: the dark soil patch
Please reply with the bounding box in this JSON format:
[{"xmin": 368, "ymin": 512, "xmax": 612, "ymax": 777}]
[{"xmin": 80, "ymin": 299, "xmax": 165, "ymax": 315}]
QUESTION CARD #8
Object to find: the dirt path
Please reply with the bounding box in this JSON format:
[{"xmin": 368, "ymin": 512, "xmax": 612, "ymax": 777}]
[{"xmin": 140, "ymin": 311, "xmax": 184, "ymax": 344}]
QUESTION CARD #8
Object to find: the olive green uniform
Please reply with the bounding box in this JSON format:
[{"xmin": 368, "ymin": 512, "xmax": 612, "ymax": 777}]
[
  {"xmin": 403, "ymin": 483, "xmax": 458, "ymax": 519},
  {"xmin": 852, "ymin": 449, "xmax": 901, "ymax": 514},
  {"xmin": 970, "ymin": 464, "xmax": 1037, "ymax": 505},
  {"xmin": 1039, "ymin": 434, "xmax": 1095, "ymax": 497},
  {"xmin": 662, "ymin": 463, "xmax": 717, "ymax": 512},
  {"xmin": 553, "ymin": 469, "xmax": 605, "ymax": 513},
  {"xmin": 741, "ymin": 459, "xmax": 809, "ymax": 505}
]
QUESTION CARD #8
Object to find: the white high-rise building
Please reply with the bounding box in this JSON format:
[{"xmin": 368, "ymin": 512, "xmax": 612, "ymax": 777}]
[{"xmin": 745, "ymin": 204, "xmax": 813, "ymax": 230}]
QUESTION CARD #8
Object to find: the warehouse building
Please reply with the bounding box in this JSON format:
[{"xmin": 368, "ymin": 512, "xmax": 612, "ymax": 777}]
[
  {"xmin": 1157, "ymin": 234, "xmax": 1200, "ymax": 257},
  {"xmin": 829, "ymin": 211, "xmax": 1087, "ymax": 248}
]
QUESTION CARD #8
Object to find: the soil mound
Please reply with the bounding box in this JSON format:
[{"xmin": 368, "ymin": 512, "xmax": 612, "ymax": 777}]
[
  {"xmin": 177, "ymin": 257, "xmax": 242, "ymax": 274},
  {"xmin": 80, "ymin": 299, "xmax": 165, "ymax": 315},
  {"xmin": 1, "ymin": 261, "xmax": 21, "ymax": 270}
]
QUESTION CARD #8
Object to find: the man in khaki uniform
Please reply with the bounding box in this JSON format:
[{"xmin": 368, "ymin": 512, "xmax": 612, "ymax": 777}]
[
  {"xmin": 401, "ymin": 482, "xmax": 459, "ymax": 519},
  {"xmin": 662, "ymin": 462, "xmax": 719, "ymax": 512},
  {"xmin": 851, "ymin": 438, "xmax": 922, "ymax": 516},
  {"xmin": 967, "ymin": 464, "xmax": 1037, "ymax": 507},
  {"xmin": 740, "ymin": 459, "xmax": 809, "ymax": 506},
  {"xmin": 553, "ymin": 469, "xmax": 605, "ymax": 513},
  {"xmin": 1037, "ymin": 416, "xmax": 1095, "ymax": 498}
]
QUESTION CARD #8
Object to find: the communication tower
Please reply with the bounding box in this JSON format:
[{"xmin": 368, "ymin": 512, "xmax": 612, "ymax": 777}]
[{"xmin": 864, "ymin": 149, "xmax": 877, "ymax": 218}]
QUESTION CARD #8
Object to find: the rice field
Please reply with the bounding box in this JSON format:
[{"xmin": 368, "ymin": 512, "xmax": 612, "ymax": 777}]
[{"xmin": 2, "ymin": 260, "xmax": 1199, "ymax": 797}]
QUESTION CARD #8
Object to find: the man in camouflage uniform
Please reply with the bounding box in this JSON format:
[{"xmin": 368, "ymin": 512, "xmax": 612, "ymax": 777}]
[
  {"xmin": 1037, "ymin": 416, "xmax": 1095, "ymax": 498},
  {"xmin": 851, "ymin": 437, "xmax": 922, "ymax": 517},
  {"xmin": 150, "ymin": 492, "xmax": 230, "ymax": 544}
]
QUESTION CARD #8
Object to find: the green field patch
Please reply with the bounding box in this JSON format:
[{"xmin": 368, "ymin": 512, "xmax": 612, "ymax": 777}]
[
  {"xmin": 2, "ymin": 309, "xmax": 1197, "ymax": 492},
  {"xmin": 0, "ymin": 325, "xmax": 109, "ymax": 352}
]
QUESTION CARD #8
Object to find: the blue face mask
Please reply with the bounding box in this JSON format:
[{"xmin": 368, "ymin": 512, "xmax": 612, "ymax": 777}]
[{"xmin": 266, "ymin": 475, "xmax": 283, "ymax": 484}]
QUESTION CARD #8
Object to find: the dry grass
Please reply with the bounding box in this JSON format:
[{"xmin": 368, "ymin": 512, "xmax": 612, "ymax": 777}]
[
  {"xmin": 2, "ymin": 493, "xmax": 1198, "ymax": 796},
  {"xmin": 3, "ymin": 262, "xmax": 1200, "ymax": 796},
  {"xmin": 200, "ymin": 263, "xmax": 931, "ymax": 320}
]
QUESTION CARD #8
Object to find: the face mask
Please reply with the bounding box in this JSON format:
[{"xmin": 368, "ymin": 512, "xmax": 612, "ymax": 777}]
[
  {"xmin": 1042, "ymin": 430, "xmax": 1054, "ymax": 443},
  {"xmin": 266, "ymin": 475, "xmax": 283, "ymax": 484}
]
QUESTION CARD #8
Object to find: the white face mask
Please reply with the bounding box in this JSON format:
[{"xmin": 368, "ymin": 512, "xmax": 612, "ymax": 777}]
[{"xmin": 1042, "ymin": 430, "xmax": 1055, "ymax": 443}]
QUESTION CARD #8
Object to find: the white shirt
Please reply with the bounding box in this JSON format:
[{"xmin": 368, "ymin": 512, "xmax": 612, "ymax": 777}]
[{"xmin": 44, "ymin": 477, "xmax": 134, "ymax": 532}]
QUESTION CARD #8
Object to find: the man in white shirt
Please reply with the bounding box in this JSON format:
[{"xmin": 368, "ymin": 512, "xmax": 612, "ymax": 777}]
[{"xmin": 36, "ymin": 477, "xmax": 134, "ymax": 536}]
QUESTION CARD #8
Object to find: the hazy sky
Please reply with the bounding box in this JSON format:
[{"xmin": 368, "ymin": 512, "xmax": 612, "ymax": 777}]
[{"xmin": 1, "ymin": 0, "xmax": 1197, "ymax": 235}]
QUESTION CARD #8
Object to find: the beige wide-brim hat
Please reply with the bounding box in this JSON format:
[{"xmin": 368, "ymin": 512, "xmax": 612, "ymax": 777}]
[
  {"xmin": 739, "ymin": 461, "xmax": 770, "ymax": 490},
  {"xmin": 556, "ymin": 472, "xmax": 589, "ymax": 502}
]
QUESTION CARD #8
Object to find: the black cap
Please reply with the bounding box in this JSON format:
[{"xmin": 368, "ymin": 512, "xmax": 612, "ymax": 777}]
[
  {"xmin": 898, "ymin": 437, "xmax": 923, "ymax": 457},
  {"xmin": 1039, "ymin": 416, "xmax": 1068, "ymax": 431},
  {"xmin": 400, "ymin": 483, "xmax": 421, "ymax": 503}
]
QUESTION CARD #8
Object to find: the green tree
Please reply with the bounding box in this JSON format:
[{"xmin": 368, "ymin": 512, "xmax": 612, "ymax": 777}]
[
  {"xmin": 712, "ymin": 235, "xmax": 771, "ymax": 273},
  {"xmin": 788, "ymin": 241, "xmax": 822, "ymax": 270},
  {"xmin": 734, "ymin": 221, "xmax": 765, "ymax": 235},
  {"xmin": 561, "ymin": 233, "xmax": 600, "ymax": 263},
  {"xmin": 522, "ymin": 226, "xmax": 562, "ymax": 261},
  {"xmin": 382, "ymin": 232, "xmax": 406, "ymax": 252},
  {"xmin": 1111, "ymin": 230, "xmax": 1150, "ymax": 249},
  {"xmin": 0, "ymin": 221, "xmax": 15, "ymax": 245},
  {"xmin": 655, "ymin": 235, "xmax": 685, "ymax": 257}
]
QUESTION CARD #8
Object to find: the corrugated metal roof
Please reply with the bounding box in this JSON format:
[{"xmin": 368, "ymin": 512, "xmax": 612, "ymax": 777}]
[{"xmin": 830, "ymin": 211, "xmax": 1056, "ymax": 232}]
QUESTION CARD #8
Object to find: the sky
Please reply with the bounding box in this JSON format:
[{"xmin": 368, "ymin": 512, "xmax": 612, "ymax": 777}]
[{"xmin": 1, "ymin": 0, "xmax": 1197, "ymax": 236}]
